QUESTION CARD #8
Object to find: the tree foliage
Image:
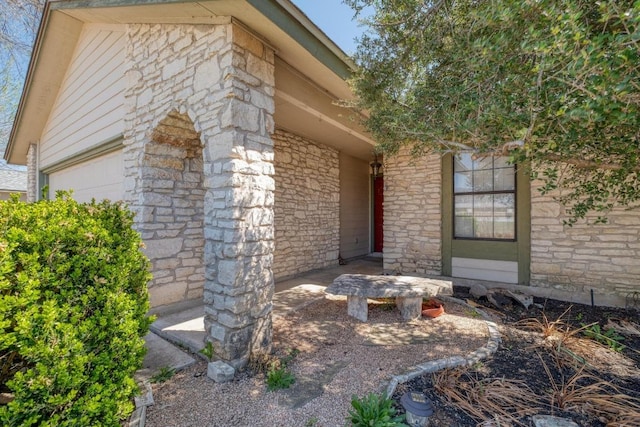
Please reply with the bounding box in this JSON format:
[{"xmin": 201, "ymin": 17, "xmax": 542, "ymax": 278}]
[{"xmin": 346, "ymin": 0, "xmax": 640, "ymax": 223}]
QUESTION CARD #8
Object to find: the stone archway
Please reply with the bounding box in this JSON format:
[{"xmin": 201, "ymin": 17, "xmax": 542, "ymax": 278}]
[
  {"xmin": 141, "ymin": 110, "xmax": 205, "ymax": 307},
  {"xmin": 124, "ymin": 22, "xmax": 276, "ymax": 371}
]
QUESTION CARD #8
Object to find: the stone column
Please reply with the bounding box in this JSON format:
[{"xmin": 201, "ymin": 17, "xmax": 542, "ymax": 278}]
[
  {"xmin": 123, "ymin": 21, "xmax": 275, "ymax": 368},
  {"xmin": 26, "ymin": 144, "xmax": 38, "ymax": 202},
  {"xmin": 202, "ymin": 25, "xmax": 276, "ymax": 368}
]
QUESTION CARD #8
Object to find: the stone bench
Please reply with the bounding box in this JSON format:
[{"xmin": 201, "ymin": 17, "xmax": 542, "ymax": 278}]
[{"xmin": 325, "ymin": 274, "xmax": 453, "ymax": 322}]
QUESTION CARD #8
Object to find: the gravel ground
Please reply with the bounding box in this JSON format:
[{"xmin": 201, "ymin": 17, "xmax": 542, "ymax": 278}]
[{"xmin": 144, "ymin": 296, "xmax": 489, "ymax": 427}]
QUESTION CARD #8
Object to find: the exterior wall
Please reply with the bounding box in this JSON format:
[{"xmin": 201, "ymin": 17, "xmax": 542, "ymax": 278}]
[
  {"xmin": 26, "ymin": 144, "xmax": 37, "ymax": 202},
  {"xmin": 530, "ymin": 180, "xmax": 640, "ymax": 306},
  {"xmin": 124, "ymin": 22, "xmax": 276, "ymax": 365},
  {"xmin": 273, "ymin": 129, "xmax": 339, "ymax": 279},
  {"xmin": 40, "ymin": 24, "xmax": 125, "ymax": 168},
  {"xmin": 135, "ymin": 112, "xmax": 205, "ymax": 307},
  {"xmin": 48, "ymin": 149, "xmax": 124, "ymax": 203},
  {"xmin": 0, "ymin": 166, "xmax": 28, "ymax": 202},
  {"xmin": 383, "ymin": 150, "xmax": 442, "ymax": 275},
  {"xmin": 0, "ymin": 191, "xmax": 26, "ymax": 201},
  {"xmin": 339, "ymin": 152, "xmax": 370, "ymax": 259},
  {"xmin": 452, "ymin": 257, "xmax": 518, "ymax": 283},
  {"xmin": 123, "ymin": 23, "xmax": 228, "ymax": 307}
]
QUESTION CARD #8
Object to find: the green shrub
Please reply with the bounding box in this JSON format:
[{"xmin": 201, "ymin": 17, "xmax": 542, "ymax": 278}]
[
  {"xmin": 348, "ymin": 393, "xmax": 408, "ymax": 427},
  {"xmin": 0, "ymin": 194, "xmax": 152, "ymax": 426}
]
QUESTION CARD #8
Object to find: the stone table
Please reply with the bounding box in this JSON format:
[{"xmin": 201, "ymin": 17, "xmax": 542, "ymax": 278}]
[{"xmin": 325, "ymin": 274, "xmax": 453, "ymax": 322}]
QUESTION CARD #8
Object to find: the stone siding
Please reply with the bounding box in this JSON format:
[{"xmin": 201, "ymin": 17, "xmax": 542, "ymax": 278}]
[
  {"xmin": 383, "ymin": 150, "xmax": 442, "ymax": 275},
  {"xmin": 530, "ymin": 180, "xmax": 640, "ymax": 306},
  {"xmin": 139, "ymin": 111, "xmax": 205, "ymax": 307},
  {"xmin": 124, "ymin": 22, "xmax": 276, "ymax": 366},
  {"xmin": 273, "ymin": 129, "xmax": 340, "ymax": 279},
  {"xmin": 27, "ymin": 144, "xmax": 37, "ymax": 202}
]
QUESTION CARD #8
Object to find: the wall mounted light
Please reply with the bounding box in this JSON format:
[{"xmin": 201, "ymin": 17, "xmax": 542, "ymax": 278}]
[{"xmin": 370, "ymin": 153, "xmax": 383, "ymax": 177}]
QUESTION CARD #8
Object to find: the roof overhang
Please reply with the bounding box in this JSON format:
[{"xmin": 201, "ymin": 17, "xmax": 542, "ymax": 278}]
[{"xmin": 5, "ymin": 0, "xmax": 374, "ymax": 164}]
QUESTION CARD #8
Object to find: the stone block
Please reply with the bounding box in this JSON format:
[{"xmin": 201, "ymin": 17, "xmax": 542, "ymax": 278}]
[
  {"xmin": 347, "ymin": 296, "xmax": 368, "ymax": 322},
  {"xmin": 395, "ymin": 296, "xmax": 422, "ymax": 321},
  {"xmin": 143, "ymin": 237, "xmax": 184, "ymax": 260},
  {"xmin": 149, "ymin": 282, "xmax": 188, "ymax": 307},
  {"xmin": 232, "ymin": 25, "xmax": 263, "ymax": 58},
  {"xmin": 207, "ymin": 361, "xmax": 235, "ymax": 383}
]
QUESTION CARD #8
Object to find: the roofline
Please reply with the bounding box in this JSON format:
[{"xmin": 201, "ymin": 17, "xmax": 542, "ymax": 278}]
[
  {"xmin": 5, "ymin": 0, "xmax": 359, "ymax": 163},
  {"xmin": 51, "ymin": 0, "xmax": 356, "ymax": 74},
  {"xmin": 248, "ymin": 0, "xmax": 356, "ymax": 76}
]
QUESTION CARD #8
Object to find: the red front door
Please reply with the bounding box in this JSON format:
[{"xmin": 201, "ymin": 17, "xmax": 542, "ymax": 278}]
[{"xmin": 373, "ymin": 176, "xmax": 384, "ymax": 252}]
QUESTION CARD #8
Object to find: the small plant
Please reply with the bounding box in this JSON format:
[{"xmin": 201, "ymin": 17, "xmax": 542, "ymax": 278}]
[
  {"xmin": 432, "ymin": 368, "xmax": 542, "ymax": 425},
  {"xmin": 375, "ymin": 298, "xmax": 396, "ymax": 312},
  {"xmin": 575, "ymin": 312, "xmax": 584, "ymax": 322},
  {"xmin": 265, "ymin": 348, "xmax": 298, "ymax": 391},
  {"xmin": 199, "ymin": 341, "xmax": 215, "ymax": 360},
  {"xmin": 150, "ymin": 366, "xmax": 175, "ymax": 384},
  {"xmin": 347, "ymin": 392, "xmax": 408, "ymax": 427},
  {"xmin": 581, "ymin": 323, "xmax": 625, "ymax": 352},
  {"xmin": 304, "ymin": 416, "xmax": 319, "ymax": 426},
  {"xmin": 539, "ymin": 353, "xmax": 640, "ymax": 422},
  {"xmin": 282, "ymin": 348, "xmax": 300, "ymax": 365},
  {"xmin": 465, "ymin": 309, "xmax": 481, "ymax": 318},
  {"xmin": 266, "ymin": 365, "xmax": 295, "ymax": 391}
]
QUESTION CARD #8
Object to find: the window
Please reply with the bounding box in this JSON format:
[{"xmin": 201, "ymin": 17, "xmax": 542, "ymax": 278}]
[{"xmin": 453, "ymin": 154, "xmax": 515, "ymax": 240}]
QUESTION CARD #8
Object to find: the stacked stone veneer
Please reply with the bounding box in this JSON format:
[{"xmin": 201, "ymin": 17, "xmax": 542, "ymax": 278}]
[
  {"xmin": 123, "ymin": 22, "xmax": 275, "ymax": 366},
  {"xmin": 530, "ymin": 180, "xmax": 640, "ymax": 306},
  {"xmin": 383, "ymin": 150, "xmax": 442, "ymax": 275},
  {"xmin": 137, "ymin": 111, "xmax": 205, "ymax": 307},
  {"xmin": 26, "ymin": 144, "xmax": 37, "ymax": 202},
  {"xmin": 273, "ymin": 129, "xmax": 340, "ymax": 279}
]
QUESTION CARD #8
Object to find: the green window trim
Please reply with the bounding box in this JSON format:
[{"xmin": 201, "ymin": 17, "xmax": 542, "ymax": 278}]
[{"xmin": 442, "ymin": 153, "xmax": 531, "ymax": 285}]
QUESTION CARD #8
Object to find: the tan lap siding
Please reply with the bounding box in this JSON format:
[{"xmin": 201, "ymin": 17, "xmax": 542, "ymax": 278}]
[{"xmin": 40, "ymin": 24, "xmax": 125, "ymax": 169}]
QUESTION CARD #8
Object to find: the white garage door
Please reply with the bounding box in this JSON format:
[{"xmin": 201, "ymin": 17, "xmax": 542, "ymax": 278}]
[{"xmin": 48, "ymin": 149, "xmax": 124, "ymax": 203}]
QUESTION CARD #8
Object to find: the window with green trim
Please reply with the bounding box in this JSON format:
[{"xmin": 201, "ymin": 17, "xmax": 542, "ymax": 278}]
[{"xmin": 453, "ymin": 154, "xmax": 516, "ymax": 240}]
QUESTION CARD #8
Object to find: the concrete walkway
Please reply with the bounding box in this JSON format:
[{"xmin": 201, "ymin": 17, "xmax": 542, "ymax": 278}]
[{"xmin": 140, "ymin": 258, "xmax": 383, "ymax": 379}]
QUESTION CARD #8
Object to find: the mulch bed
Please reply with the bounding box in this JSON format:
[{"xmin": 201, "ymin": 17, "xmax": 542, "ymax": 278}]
[{"xmin": 392, "ymin": 287, "xmax": 640, "ymax": 426}]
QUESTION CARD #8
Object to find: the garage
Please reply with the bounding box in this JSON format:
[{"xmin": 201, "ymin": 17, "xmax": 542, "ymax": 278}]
[{"xmin": 48, "ymin": 149, "xmax": 123, "ymax": 203}]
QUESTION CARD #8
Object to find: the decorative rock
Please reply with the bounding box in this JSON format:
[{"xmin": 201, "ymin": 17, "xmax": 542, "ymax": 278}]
[
  {"xmin": 469, "ymin": 283, "xmax": 488, "ymax": 299},
  {"xmin": 207, "ymin": 361, "xmax": 235, "ymax": 383},
  {"xmin": 531, "ymin": 415, "xmax": 580, "ymax": 427},
  {"xmin": 487, "ymin": 290, "xmax": 513, "ymax": 309},
  {"xmin": 505, "ymin": 290, "xmax": 534, "ymax": 309}
]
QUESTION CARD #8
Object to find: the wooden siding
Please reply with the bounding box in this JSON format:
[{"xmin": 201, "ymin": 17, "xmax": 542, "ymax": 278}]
[
  {"xmin": 452, "ymin": 257, "xmax": 518, "ymax": 284},
  {"xmin": 40, "ymin": 24, "xmax": 125, "ymax": 169},
  {"xmin": 48, "ymin": 149, "xmax": 124, "ymax": 203}
]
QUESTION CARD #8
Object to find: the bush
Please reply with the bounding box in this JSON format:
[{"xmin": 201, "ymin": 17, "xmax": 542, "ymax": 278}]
[{"xmin": 0, "ymin": 194, "xmax": 152, "ymax": 426}]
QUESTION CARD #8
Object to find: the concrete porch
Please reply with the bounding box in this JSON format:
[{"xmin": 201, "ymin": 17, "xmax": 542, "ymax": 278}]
[{"xmin": 147, "ymin": 257, "xmax": 384, "ymax": 360}]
